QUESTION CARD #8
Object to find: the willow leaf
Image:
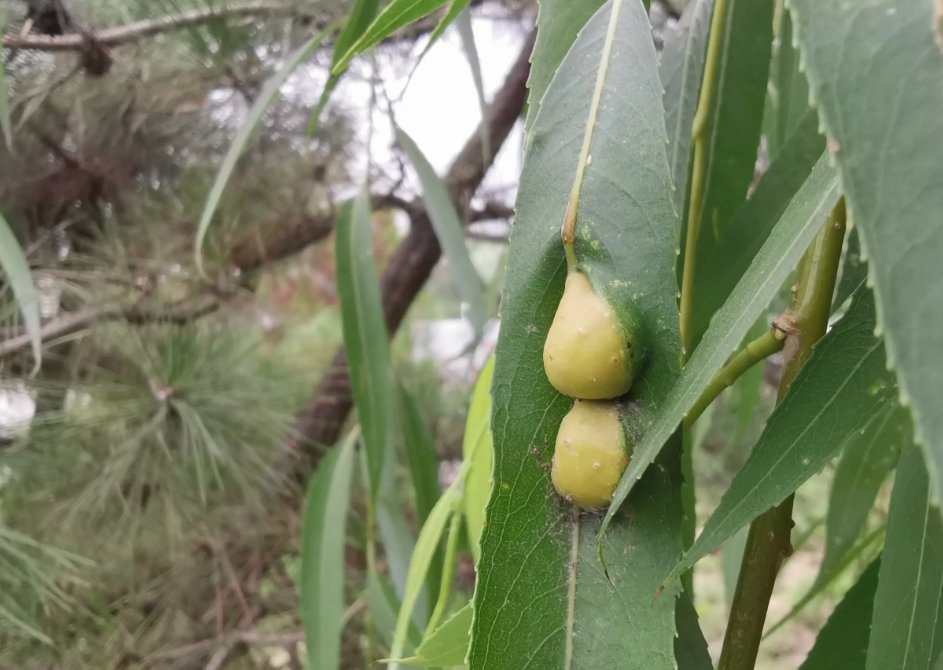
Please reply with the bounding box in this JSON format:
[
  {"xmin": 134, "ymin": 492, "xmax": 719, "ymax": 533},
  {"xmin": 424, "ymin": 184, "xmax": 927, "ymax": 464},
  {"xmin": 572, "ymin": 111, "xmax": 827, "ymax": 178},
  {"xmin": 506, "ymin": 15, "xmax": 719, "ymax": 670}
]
[{"xmin": 0, "ymin": 215, "xmax": 41, "ymax": 373}]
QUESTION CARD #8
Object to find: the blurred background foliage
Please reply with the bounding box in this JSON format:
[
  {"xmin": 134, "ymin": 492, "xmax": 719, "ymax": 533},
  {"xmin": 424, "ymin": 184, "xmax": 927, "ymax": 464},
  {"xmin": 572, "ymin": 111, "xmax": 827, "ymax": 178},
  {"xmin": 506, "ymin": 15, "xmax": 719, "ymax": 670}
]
[{"xmin": 0, "ymin": 0, "xmax": 885, "ymax": 668}]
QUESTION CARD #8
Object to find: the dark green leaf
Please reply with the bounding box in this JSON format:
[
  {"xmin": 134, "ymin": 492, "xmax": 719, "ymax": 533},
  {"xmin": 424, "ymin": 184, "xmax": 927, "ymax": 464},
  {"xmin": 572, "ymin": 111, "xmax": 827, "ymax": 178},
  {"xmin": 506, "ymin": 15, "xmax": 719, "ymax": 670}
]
[
  {"xmin": 396, "ymin": 128, "xmax": 486, "ymax": 333},
  {"xmin": 675, "ymin": 591, "xmax": 713, "ymax": 670},
  {"xmin": 832, "ymin": 227, "xmax": 865, "ymax": 313},
  {"xmin": 770, "ymin": 10, "xmax": 801, "ymax": 159},
  {"xmin": 788, "ymin": 0, "xmax": 943, "ymax": 503},
  {"xmin": 0, "ymin": 214, "xmax": 41, "ymax": 374},
  {"xmin": 470, "ymin": 1, "xmax": 684, "ymax": 667},
  {"xmin": 368, "ymin": 573, "xmax": 423, "ymax": 649},
  {"xmin": 721, "ymin": 525, "xmax": 748, "ymax": 609},
  {"xmin": 602, "ymin": 153, "xmax": 839, "ymax": 542},
  {"xmin": 819, "ymin": 402, "xmax": 907, "ymax": 584},
  {"xmin": 376, "ymin": 435, "xmax": 418, "ymax": 616},
  {"xmin": 664, "ymin": 286, "xmax": 897, "ymax": 584},
  {"xmin": 336, "ymin": 196, "xmax": 395, "ymax": 496},
  {"xmin": 300, "ymin": 432, "xmax": 357, "ymax": 670},
  {"xmin": 392, "ymin": 604, "xmax": 473, "ymax": 668},
  {"xmin": 867, "ymin": 447, "xmax": 943, "ymax": 669},
  {"xmin": 195, "ymin": 22, "xmax": 338, "ymax": 273},
  {"xmin": 521, "ymin": 0, "xmax": 607, "ymax": 139},
  {"xmin": 660, "ymin": 0, "xmax": 714, "ymax": 216},
  {"xmin": 681, "ymin": 0, "xmax": 774, "ymax": 263},
  {"xmin": 333, "ymin": 0, "xmax": 450, "ymax": 73},
  {"xmin": 689, "ymin": 109, "xmax": 825, "ymax": 348},
  {"xmin": 398, "ymin": 386, "xmax": 442, "ymax": 613},
  {"xmin": 462, "ymin": 356, "xmax": 494, "ymax": 563},
  {"xmin": 799, "ymin": 557, "xmax": 881, "ymax": 670}
]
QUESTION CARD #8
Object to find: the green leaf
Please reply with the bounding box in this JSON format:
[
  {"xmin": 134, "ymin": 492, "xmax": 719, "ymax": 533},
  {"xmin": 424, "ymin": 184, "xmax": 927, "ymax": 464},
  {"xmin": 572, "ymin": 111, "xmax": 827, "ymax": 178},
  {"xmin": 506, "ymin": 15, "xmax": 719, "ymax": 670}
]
[
  {"xmin": 521, "ymin": 0, "xmax": 607, "ymax": 140},
  {"xmin": 721, "ymin": 525, "xmax": 748, "ymax": 610},
  {"xmin": 689, "ymin": 108, "xmax": 825, "ymax": 348},
  {"xmin": 663, "ymin": 286, "xmax": 897, "ymax": 584},
  {"xmin": 389, "ymin": 480, "xmax": 460, "ymax": 670},
  {"xmin": 396, "ymin": 127, "xmax": 486, "ymax": 334},
  {"xmin": 734, "ymin": 315, "xmax": 769, "ymax": 436},
  {"xmin": 675, "ymin": 592, "xmax": 713, "ymax": 670},
  {"xmin": 391, "ymin": 604, "xmax": 473, "ymax": 668},
  {"xmin": 300, "ymin": 431, "xmax": 357, "ymax": 670},
  {"xmin": 0, "ymin": 32, "xmax": 13, "ymax": 152},
  {"xmin": 787, "ymin": 0, "xmax": 943, "ymax": 503},
  {"xmin": 819, "ymin": 402, "xmax": 908, "ymax": 584},
  {"xmin": 462, "ymin": 356, "xmax": 494, "ymax": 563},
  {"xmin": 799, "ymin": 557, "xmax": 881, "ymax": 670},
  {"xmin": 426, "ymin": 0, "xmax": 473, "ymax": 47},
  {"xmin": 333, "ymin": 0, "xmax": 451, "ymax": 73},
  {"xmin": 194, "ymin": 22, "xmax": 338, "ymax": 275},
  {"xmin": 0, "ymin": 214, "xmax": 41, "ymax": 373},
  {"xmin": 454, "ymin": 8, "xmax": 489, "ymax": 164},
  {"xmin": 398, "ymin": 386, "xmax": 443, "ymax": 613},
  {"xmin": 681, "ymin": 0, "xmax": 774, "ymax": 259},
  {"xmin": 332, "ymin": 0, "xmax": 380, "ymax": 68},
  {"xmin": 368, "ymin": 573, "xmax": 423, "ymax": 649},
  {"xmin": 867, "ymin": 447, "xmax": 943, "ymax": 669},
  {"xmin": 336, "ymin": 196, "xmax": 395, "ymax": 497},
  {"xmin": 660, "ymin": 0, "xmax": 714, "ymax": 216},
  {"xmin": 376, "ymin": 447, "xmax": 421, "ymax": 620},
  {"xmin": 601, "ymin": 153, "xmax": 839, "ymax": 547},
  {"xmin": 832, "ymin": 227, "xmax": 865, "ymax": 313},
  {"xmin": 770, "ymin": 10, "xmax": 802, "ymax": 159},
  {"xmin": 470, "ymin": 1, "xmax": 685, "ymax": 667}
]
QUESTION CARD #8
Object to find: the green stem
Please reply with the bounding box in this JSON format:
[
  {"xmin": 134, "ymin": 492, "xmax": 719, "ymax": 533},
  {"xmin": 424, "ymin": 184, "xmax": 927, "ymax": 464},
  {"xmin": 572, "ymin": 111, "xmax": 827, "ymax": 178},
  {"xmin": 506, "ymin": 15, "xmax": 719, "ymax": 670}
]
[
  {"xmin": 718, "ymin": 198, "xmax": 847, "ymax": 670},
  {"xmin": 683, "ymin": 329, "xmax": 785, "ymax": 430},
  {"xmin": 679, "ymin": 0, "xmax": 729, "ymax": 362},
  {"xmin": 425, "ymin": 509, "xmax": 463, "ymax": 635}
]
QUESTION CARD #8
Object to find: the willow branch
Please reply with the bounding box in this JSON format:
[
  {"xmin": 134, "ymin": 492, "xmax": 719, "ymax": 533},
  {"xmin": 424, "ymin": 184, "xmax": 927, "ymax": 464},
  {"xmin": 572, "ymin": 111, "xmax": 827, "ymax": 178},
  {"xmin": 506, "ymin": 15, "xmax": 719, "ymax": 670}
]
[{"xmin": 718, "ymin": 197, "xmax": 847, "ymax": 670}]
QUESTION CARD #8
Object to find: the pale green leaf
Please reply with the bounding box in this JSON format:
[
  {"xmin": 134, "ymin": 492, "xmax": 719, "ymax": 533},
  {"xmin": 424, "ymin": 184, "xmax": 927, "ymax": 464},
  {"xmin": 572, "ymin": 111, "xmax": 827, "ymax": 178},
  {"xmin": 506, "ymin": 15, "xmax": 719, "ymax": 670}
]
[
  {"xmin": 368, "ymin": 574, "xmax": 423, "ymax": 649},
  {"xmin": 462, "ymin": 356, "xmax": 494, "ymax": 563},
  {"xmin": 0, "ymin": 214, "xmax": 41, "ymax": 373},
  {"xmin": 601, "ymin": 153, "xmax": 839, "ymax": 548},
  {"xmin": 799, "ymin": 557, "xmax": 881, "ymax": 670},
  {"xmin": 194, "ymin": 22, "xmax": 338, "ymax": 274},
  {"xmin": 660, "ymin": 0, "xmax": 714, "ymax": 216},
  {"xmin": 470, "ymin": 1, "xmax": 685, "ymax": 667},
  {"xmin": 376, "ymin": 448, "xmax": 421, "ymax": 621},
  {"xmin": 663, "ymin": 286, "xmax": 897, "ymax": 585},
  {"xmin": 819, "ymin": 402, "xmax": 907, "ymax": 584},
  {"xmin": 300, "ymin": 431, "xmax": 357, "ymax": 670},
  {"xmin": 867, "ymin": 447, "xmax": 943, "ymax": 669},
  {"xmin": 336, "ymin": 196, "xmax": 395, "ymax": 496},
  {"xmin": 521, "ymin": 0, "xmax": 607, "ymax": 140},
  {"xmin": 396, "ymin": 127, "xmax": 486, "ymax": 334},
  {"xmin": 389, "ymin": 480, "xmax": 461, "ymax": 670},
  {"xmin": 333, "ymin": 0, "xmax": 451, "ymax": 73},
  {"xmin": 788, "ymin": 0, "xmax": 943, "ymax": 502},
  {"xmin": 391, "ymin": 604, "xmax": 472, "ymax": 668},
  {"xmin": 454, "ymin": 8, "xmax": 490, "ymax": 164}
]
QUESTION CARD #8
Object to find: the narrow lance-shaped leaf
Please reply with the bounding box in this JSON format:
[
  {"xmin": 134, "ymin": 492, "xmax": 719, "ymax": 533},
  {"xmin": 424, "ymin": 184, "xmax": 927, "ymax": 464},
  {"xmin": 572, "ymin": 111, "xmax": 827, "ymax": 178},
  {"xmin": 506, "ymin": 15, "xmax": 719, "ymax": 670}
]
[
  {"xmin": 675, "ymin": 592, "xmax": 713, "ymax": 670},
  {"xmin": 818, "ymin": 401, "xmax": 907, "ymax": 584},
  {"xmin": 194, "ymin": 22, "xmax": 338, "ymax": 274},
  {"xmin": 0, "ymin": 30, "xmax": 13, "ymax": 151},
  {"xmin": 788, "ymin": 0, "xmax": 943, "ymax": 502},
  {"xmin": 867, "ymin": 446, "xmax": 943, "ymax": 669},
  {"xmin": 331, "ymin": 0, "xmax": 379, "ymax": 69},
  {"xmin": 663, "ymin": 286, "xmax": 897, "ymax": 585},
  {"xmin": 386, "ymin": 604, "xmax": 473, "ymax": 668},
  {"xmin": 678, "ymin": 0, "xmax": 774, "ymax": 278},
  {"xmin": 832, "ymin": 226, "xmax": 865, "ymax": 312},
  {"xmin": 300, "ymin": 431, "xmax": 357, "ymax": 670},
  {"xmin": 470, "ymin": 1, "xmax": 685, "ymax": 668},
  {"xmin": 398, "ymin": 386, "xmax": 443, "ymax": 614},
  {"xmin": 600, "ymin": 153, "xmax": 839, "ymax": 551},
  {"xmin": 462, "ymin": 355, "xmax": 494, "ymax": 563},
  {"xmin": 367, "ymin": 574, "xmax": 423, "ymax": 649},
  {"xmin": 0, "ymin": 214, "xmax": 41, "ymax": 373},
  {"xmin": 454, "ymin": 8, "xmax": 490, "ymax": 164},
  {"xmin": 660, "ymin": 0, "xmax": 714, "ymax": 216},
  {"xmin": 799, "ymin": 557, "xmax": 881, "ymax": 670},
  {"xmin": 521, "ymin": 0, "xmax": 607, "ymax": 140},
  {"xmin": 333, "ymin": 0, "xmax": 454, "ymax": 74},
  {"xmin": 690, "ymin": 108, "xmax": 825, "ymax": 349},
  {"xmin": 396, "ymin": 127, "xmax": 486, "ymax": 334},
  {"xmin": 336, "ymin": 196, "xmax": 395, "ymax": 496}
]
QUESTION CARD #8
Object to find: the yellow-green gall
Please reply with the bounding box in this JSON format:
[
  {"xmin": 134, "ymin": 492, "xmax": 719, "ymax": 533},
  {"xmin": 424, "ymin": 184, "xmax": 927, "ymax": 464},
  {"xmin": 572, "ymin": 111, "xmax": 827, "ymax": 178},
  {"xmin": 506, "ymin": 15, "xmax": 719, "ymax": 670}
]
[
  {"xmin": 551, "ymin": 400, "xmax": 628, "ymax": 509},
  {"xmin": 543, "ymin": 272, "xmax": 643, "ymax": 399}
]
